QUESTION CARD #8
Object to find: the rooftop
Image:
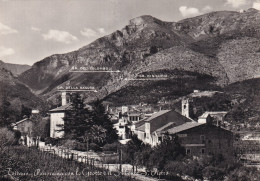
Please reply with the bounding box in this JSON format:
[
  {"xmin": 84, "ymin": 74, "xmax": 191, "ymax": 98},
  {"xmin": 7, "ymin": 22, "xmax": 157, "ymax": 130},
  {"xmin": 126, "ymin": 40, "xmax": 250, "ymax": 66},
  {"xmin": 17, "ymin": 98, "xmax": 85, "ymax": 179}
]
[
  {"xmin": 49, "ymin": 103, "xmax": 92, "ymax": 112},
  {"xmin": 162, "ymin": 122, "xmax": 205, "ymax": 135},
  {"xmin": 49, "ymin": 104, "xmax": 72, "ymax": 112},
  {"xmin": 199, "ymin": 111, "xmax": 228, "ymax": 119},
  {"xmin": 11, "ymin": 118, "xmax": 31, "ymax": 126},
  {"xmin": 145, "ymin": 110, "xmax": 171, "ymax": 122}
]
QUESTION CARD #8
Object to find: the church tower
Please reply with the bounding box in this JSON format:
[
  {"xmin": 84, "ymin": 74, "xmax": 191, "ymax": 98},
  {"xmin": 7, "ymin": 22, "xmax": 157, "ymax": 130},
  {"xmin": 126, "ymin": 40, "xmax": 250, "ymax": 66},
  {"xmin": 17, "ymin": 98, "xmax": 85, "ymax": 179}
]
[
  {"xmin": 61, "ymin": 92, "xmax": 67, "ymax": 106},
  {"xmin": 182, "ymin": 98, "xmax": 191, "ymax": 118}
]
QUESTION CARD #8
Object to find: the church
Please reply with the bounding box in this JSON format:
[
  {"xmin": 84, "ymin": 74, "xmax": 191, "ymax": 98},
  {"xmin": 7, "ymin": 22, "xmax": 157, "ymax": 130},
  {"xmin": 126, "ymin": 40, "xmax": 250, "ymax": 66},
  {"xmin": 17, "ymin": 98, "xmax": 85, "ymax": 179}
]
[{"xmin": 134, "ymin": 99, "xmax": 234, "ymax": 156}]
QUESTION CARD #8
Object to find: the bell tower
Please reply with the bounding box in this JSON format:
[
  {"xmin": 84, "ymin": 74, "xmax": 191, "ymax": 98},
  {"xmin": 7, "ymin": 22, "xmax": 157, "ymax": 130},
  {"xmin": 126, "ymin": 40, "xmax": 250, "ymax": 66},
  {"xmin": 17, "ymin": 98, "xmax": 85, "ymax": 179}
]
[
  {"xmin": 61, "ymin": 92, "xmax": 67, "ymax": 106},
  {"xmin": 182, "ymin": 98, "xmax": 191, "ymax": 118}
]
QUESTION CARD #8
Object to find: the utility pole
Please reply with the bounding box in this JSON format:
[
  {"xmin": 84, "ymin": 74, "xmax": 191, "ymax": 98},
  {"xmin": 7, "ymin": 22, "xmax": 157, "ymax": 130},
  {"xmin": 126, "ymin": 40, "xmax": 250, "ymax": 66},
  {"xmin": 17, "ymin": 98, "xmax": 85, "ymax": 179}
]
[{"xmin": 119, "ymin": 145, "xmax": 122, "ymax": 173}]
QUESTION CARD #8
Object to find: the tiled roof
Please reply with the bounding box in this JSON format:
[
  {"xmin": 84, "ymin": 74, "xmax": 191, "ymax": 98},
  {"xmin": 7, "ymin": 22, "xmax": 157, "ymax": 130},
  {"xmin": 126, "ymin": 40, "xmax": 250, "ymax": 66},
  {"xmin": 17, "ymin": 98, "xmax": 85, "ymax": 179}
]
[
  {"xmin": 199, "ymin": 111, "xmax": 228, "ymax": 118},
  {"xmin": 49, "ymin": 104, "xmax": 72, "ymax": 112},
  {"xmin": 149, "ymin": 110, "xmax": 192, "ymax": 133},
  {"xmin": 145, "ymin": 110, "xmax": 171, "ymax": 122},
  {"xmin": 49, "ymin": 103, "xmax": 92, "ymax": 112},
  {"xmin": 155, "ymin": 122, "xmax": 176, "ymax": 132},
  {"xmin": 135, "ymin": 110, "xmax": 193, "ymax": 134},
  {"xmin": 162, "ymin": 122, "xmax": 205, "ymax": 135},
  {"xmin": 11, "ymin": 118, "xmax": 30, "ymax": 126}
]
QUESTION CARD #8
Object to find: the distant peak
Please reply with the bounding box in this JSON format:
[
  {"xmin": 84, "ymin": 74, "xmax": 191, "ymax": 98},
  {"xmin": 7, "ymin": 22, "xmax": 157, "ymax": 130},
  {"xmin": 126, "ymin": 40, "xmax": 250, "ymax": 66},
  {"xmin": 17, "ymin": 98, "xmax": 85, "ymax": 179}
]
[
  {"xmin": 129, "ymin": 15, "xmax": 163, "ymax": 26},
  {"xmin": 247, "ymin": 8, "xmax": 259, "ymax": 13}
]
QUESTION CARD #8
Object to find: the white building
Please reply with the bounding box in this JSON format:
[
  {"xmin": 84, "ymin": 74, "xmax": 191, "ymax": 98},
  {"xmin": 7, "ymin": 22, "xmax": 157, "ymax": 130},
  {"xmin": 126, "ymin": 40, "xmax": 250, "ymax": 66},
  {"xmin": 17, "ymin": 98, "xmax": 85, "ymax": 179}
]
[{"xmin": 49, "ymin": 92, "xmax": 70, "ymax": 138}]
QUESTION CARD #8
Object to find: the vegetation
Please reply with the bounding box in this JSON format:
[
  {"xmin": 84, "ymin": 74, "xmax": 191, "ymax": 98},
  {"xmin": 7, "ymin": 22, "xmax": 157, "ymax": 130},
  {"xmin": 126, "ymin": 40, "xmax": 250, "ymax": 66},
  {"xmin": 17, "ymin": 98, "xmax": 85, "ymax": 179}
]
[
  {"xmin": 31, "ymin": 114, "xmax": 50, "ymax": 140},
  {"xmin": 0, "ymin": 146, "xmax": 136, "ymax": 181},
  {"xmin": 121, "ymin": 135, "xmax": 260, "ymax": 181},
  {"xmin": 57, "ymin": 93, "xmax": 118, "ymax": 150}
]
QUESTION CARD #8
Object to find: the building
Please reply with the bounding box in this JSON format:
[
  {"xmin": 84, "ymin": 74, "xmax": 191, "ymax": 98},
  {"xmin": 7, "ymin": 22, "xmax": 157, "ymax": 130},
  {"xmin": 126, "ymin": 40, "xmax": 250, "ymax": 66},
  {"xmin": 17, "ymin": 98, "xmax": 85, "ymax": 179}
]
[
  {"xmin": 11, "ymin": 117, "xmax": 40, "ymax": 146},
  {"xmin": 49, "ymin": 92, "xmax": 71, "ymax": 138},
  {"xmin": 198, "ymin": 111, "xmax": 228, "ymax": 126},
  {"xmin": 160, "ymin": 121, "xmax": 234, "ymax": 157},
  {"xmin": 181, "ymin": 98, "xmax": 193, "ymax": 119},
  {"xmin": 113, "ymin": 116, "xmax": 131, "ymax": 139},
  {"xmin": 128, "ymin": 112, "xmax": 142, "ymax": 122},
  {"xmin": 12, "ymin": 118, "xmax": 33, "ymax": 136},
  {"xmin": 134, "ymin": 109, "xmax": 193, "ymax": 146},
  {"xmin": 133, "ymin": 98, "xmax": 234, "ymax": 157}
]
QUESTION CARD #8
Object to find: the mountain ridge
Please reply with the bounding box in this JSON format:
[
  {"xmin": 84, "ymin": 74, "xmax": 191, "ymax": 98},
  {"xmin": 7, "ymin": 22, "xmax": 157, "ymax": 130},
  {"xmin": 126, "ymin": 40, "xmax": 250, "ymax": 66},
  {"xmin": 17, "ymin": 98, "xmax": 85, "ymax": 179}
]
[
  {"xmin": 0, "ymin": 60, "xmax": 31, "ymax": 77},
  {"xmin": 18, "ymin": 8, "xmax": 260, "ymax": 103}
]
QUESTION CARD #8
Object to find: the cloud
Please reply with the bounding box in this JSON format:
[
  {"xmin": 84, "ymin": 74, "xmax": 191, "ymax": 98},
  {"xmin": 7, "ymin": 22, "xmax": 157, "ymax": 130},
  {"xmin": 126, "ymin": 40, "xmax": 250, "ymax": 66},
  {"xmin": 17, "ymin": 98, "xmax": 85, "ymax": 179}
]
[
  {"xmin": 0, "ymin": 22, "xmax": 18, "ymax": 35},
  {"xmin": 253, "ymin": 1, "xmax": 260, "ymax": 10},
  {"xmin": 225, "ymin": 0, "xmax": 248, "ymax": 8},
  {"xmin": 80, "ymin": 28, "xmax": 98, "ymax": 38},
  {"xmin": 42, "ymin": 29, "xmax": 78, "ymax": 44},
  {"xmin": 98, "ymin": 28, "xmax": 106, "ymax": 34},
  {"xmin": 0, "ymin": 46, "xmax": 15, "ymax": 57},
  {"xmin": 80, "ymin": 28, "xmax": 106, "ymax": 38},
  {"xmin": 179, "ymin": 6, "xmax": 200, "ymax": 17},
  {"xmin": 31, "ymin": 26, "xmax": 40, "ymax": 32},
  {"xmin": 202, "ymin": 5, "xmax": 213, "ymax": 12}
]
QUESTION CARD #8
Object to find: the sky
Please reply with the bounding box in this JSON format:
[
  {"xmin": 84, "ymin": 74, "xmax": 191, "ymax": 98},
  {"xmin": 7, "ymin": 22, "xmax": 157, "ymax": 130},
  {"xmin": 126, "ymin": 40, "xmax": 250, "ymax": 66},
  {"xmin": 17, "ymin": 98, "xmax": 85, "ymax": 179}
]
[{"xmin": 0, "ymin": 0, "xmax": 259, "ymax": 65}]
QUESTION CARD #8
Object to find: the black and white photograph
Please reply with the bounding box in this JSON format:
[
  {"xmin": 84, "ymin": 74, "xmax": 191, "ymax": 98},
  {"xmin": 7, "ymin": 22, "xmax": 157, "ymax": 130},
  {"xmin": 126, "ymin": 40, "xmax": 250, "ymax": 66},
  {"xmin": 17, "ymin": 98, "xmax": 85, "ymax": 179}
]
[{"xmin": 1, "ymin": 0, "xmax": 260, "ymax": 180}]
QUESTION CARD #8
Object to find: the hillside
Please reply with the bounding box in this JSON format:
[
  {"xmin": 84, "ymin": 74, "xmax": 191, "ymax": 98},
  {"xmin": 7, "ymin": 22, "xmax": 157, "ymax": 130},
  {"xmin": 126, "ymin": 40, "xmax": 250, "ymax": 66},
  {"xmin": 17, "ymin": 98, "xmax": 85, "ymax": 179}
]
[
  {"xmin": 18, "ymin": 8, "xmax": 260, "ymax": 104},
  {"xmin": 0, "ymin": 60, "xmax": 31, "ymax": 77},
  {"xmin": 0, "ymin": 65, "xmax": 42, "ymax": 124}
]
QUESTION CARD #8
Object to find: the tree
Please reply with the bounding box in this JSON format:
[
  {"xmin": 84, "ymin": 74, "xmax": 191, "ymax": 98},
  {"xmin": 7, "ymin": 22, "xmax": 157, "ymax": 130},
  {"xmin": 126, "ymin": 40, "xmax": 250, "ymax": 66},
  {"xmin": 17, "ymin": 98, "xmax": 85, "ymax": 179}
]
[
  {"xmin": 123, "ymin": 135, "xmax": 144, "ymax": 172},
  {"xmin": 31, "ymin": 114, "xmax": 50, "ymax": 140},
  {"xmin": 20, "ymin": 105, "xmax": 32, "ymax": 119},
  {"xmin": 148, "ymin": 134, "xmax": 185, "ymax": 171},
  {"xmin": 90, "ymin": 99, "xmax": 118, "ymax": 144},
  {"xmin": 0, "ymin": 97, "xmax": 13, "ymax": 127},
  {"xmin": 57, "ymin": 94, "xmax": 118, "ymax": 147},
  {"xmin": 58, "ymin": 93, "xmax": 92, "ymax": 140},
  {"xmin": 0, "ymin": 127, "xmax": 15, "ymax": 154}
]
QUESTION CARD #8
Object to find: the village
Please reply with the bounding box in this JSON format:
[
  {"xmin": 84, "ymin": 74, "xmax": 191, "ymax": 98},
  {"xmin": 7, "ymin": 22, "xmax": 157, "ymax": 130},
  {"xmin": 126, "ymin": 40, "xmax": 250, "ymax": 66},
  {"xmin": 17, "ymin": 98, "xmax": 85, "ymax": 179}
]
[
  {"xmin": 1, "ymin": 0, "xmax": 260, "ymax": 180},
  {"xmin": 7, "ymin": 90, "xmax": 260, "ymax": 180}
]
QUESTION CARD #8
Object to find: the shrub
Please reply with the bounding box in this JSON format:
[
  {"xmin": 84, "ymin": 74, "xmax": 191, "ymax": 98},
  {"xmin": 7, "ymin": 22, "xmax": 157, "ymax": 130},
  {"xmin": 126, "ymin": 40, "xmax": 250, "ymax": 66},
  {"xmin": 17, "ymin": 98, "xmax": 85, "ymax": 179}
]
[
  {"xmin": 102, "ymin": 142, "xmax": 120, "ymax": 152},
  {"xmin": 89, "ymin": 143, "xmax": 101, "ymax": 152},
  {"xmin": 61, "ymin": 139, "xmax": 77, "ymax": 149},
  {"xmin": 44, "ymin": 137, "xmax": 59, "ymax": 146},
  {"xmin": 74, "ymin": 142, "xmax": 88, "ymax": 151},
  {"xmin": 0, "ymin": 127, "xmax": 15, "ymax": 153},
  {"xmin": 203, "ymin": 166, "xmax": 225, "ymax": 181}
]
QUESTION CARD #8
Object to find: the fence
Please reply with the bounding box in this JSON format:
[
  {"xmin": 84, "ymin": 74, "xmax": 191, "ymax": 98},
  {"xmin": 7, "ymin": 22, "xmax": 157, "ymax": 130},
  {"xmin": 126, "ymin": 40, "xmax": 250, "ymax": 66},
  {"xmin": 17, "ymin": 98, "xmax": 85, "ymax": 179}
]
[{"xmin": 37, "ymin": 142, "xmax": 131, "ymax": 173}]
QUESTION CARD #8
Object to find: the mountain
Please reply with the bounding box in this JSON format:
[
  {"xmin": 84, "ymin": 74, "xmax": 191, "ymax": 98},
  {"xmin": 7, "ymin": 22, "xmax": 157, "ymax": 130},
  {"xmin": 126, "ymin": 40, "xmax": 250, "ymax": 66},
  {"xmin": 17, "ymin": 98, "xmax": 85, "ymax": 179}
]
[
  {"xmin": 0, "ymin": 64, "xmax": 42, "ymax": 124},
  {"xmin": 18, "ymin": 9, "xmax": 260, "ymax": 104},
  {"xmin": 0, "ymin": 60, "xmax": 31, "ymax": 77}
]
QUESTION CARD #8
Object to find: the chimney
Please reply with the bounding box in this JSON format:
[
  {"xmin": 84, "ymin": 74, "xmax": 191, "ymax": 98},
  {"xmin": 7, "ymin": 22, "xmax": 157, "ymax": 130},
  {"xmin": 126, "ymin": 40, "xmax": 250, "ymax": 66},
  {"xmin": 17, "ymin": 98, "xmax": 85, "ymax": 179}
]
[{"xmin": 61, "ymin": 92, "xmax": 67, "ymax": 106}]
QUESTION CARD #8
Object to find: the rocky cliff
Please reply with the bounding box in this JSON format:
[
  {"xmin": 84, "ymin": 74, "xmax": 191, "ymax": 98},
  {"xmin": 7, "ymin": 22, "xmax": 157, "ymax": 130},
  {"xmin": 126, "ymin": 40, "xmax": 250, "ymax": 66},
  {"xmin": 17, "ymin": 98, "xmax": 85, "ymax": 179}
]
[{"xmin": 18, "ymin": 9, "xmax": 260, "ymax": 103}]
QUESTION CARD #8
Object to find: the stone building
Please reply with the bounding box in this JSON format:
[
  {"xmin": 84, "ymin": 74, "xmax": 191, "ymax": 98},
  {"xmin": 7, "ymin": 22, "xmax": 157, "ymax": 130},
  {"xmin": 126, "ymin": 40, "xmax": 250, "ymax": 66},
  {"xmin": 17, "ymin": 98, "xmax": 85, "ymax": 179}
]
[{"xmin": 160, "ymin": 121, "xmax": 234, "ymax": 157}]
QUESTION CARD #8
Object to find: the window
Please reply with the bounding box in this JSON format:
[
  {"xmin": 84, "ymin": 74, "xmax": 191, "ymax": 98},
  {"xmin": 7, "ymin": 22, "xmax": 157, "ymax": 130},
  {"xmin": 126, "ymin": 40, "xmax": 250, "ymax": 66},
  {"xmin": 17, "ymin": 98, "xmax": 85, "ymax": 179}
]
[
  {"xmin": 21, "ymin": 126, "xmax": 24, "ymax": 132},
  {"xmin": 200, "ymin": 135, "xmax": 205, "ymax": 141},
  {"xmin": 186, "ymin": 148, "xmax": 191, "ymax": 155},
  {"xmin": 200, "ymin": 135, "xmax": 205, "ymax": 143},
  {"xmin": 201, "ymin": 148, "xmax": 205, "ymax": 154}
]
